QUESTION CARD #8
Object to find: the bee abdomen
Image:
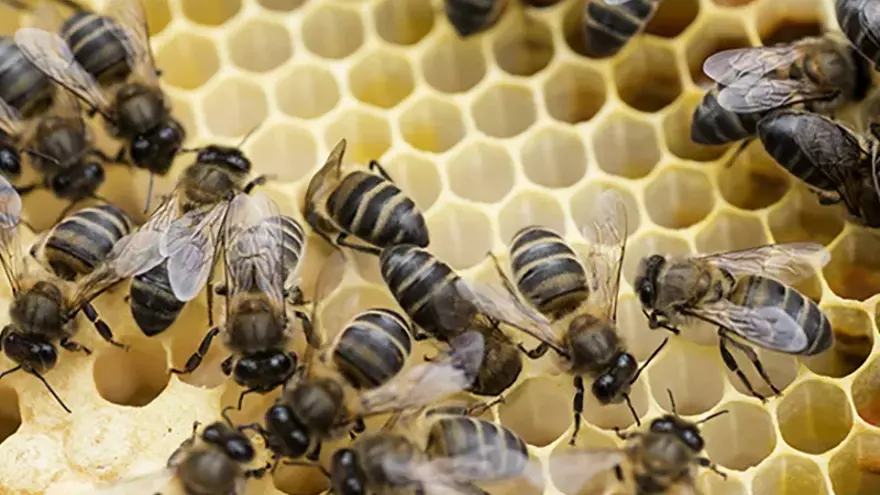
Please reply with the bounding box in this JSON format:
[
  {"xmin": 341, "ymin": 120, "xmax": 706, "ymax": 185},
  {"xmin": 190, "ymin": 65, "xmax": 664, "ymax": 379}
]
[
  {"xmin": 510, "ymin": 227, "xmax": 588, "ymax": 318},
  {"xmin": 837, "ymin": 0, "xmax": 880, "ymax": 68},
  {"xmin": 582, "ymin": 0, "xmax": 659, "ymax": 58},
  {"xmin": 60, "ymin": 12, "xmax": 130, "ymax": 85},
  {"xmin": 756, "ymin": 113, "xmax": 837, "ymax": 191},
  {"xmin": 43, "ymin": 204, "xmax": 134, "ymax": 280},
  {"xmin": 690, "ymin": 87, "xmax": 762, "ymax": 145},
  {"xmin": 129, "ymin": 262, "xmax": 185, "ymax": 336},
  {"xmin": 271, "ymin": 215, "xmax": 306, "ymax": 289},
  {"xmin": 0, "ymin": 36, "xmax": 51, "ymax": 118},
  {"xmin": 332, "ymin": 308, "xmax": 412, "ymax": 389},
  {"xmin": 425, "ymin": 417, "xmax": 528, "ymax": 480}
]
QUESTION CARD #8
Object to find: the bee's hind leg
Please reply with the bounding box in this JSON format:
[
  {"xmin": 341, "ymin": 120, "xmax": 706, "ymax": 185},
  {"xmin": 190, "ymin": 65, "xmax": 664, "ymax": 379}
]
[
  {"xmin": 718, "ymin": 333, "xmax": 768, "ymax": 401},
  {"xmin": 721, "ymin": 332, "xmax": 781, "ymax": 396},
  {"xmin": 569, "ymin": 375, "xmax": 585, "ymax": 446}
]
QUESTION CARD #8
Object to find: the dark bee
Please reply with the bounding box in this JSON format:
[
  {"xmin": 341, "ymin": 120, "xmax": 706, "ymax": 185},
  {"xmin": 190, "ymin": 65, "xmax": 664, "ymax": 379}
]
[
  {"xmin": 0, "ymin": 35, "xmax": 52, "ymax": 121},
  {"xmin": 331, "ymin": 308, "xmax": 413, "ymax": 390},
  {"xmin": 475, "ymin": 191, "xmax": 667, "ymax": 443},
  {"xmin": 31, "ymin": 202, "xmax": 134, "ymax": 280},
  {"xmin": 443, "ymin": 0, "xmax": 509, "ymax": 37},
  {"xmin": 304, "ymin": 139, "xmax": 428, "ymax": 255},
  {"xmin": 579, "ymin": 0, "xmax": 664, "ymax": 58},
  {"xmin": 634, "ymin": 243, "xmax": 833, "ymax": 400},
  {"xmin": 836, "ymin": 0, "xmax": 880, "ymax": 71},
  {"xmin": 757, "ymin": 109, "xmax": 880, "ymax": 227},
  {"xmin": 380, "ymin": 243, "xmax": 524, "ymax": 396}
]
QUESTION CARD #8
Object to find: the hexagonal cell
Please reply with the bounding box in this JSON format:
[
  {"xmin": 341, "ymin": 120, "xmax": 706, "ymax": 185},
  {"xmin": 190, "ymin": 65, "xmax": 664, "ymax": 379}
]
[
  {"xmin": 258, "ymin": 0, "xmax": 306, "ymax": 11},
  {"xmin": 383, "ymin": 154, "xmax": 443, "ymax": 212},
  {"xmin": 777, "ymin": 380, "xmax": 852, "ymax": 455},
  {"xmin": 697, "ymin": 471, "xmax": 748, "ymax": 495},
  {"xmin": 155, "ymin": 32, "xmax": 220, "ymax": 90},
  {"xmin": 648, "ymin": 340, "xmax": 725, "ymax": 415},
  {"xmin": 325, "ymin": 109, "xmax": 393, "ymax": 166},
  {"xmin": 426, "ymin": 203, "xmax": 494, "ymax": 270},
  {"xmin": 244, "ymin": 124, "xmax": 318, "ymax": 183},
  {"xmin": 724, "ymin": 345, "xmax": 799, "ymax": 399},
  {"xmin": 520, "ymin": 126, "xmax": 587, "ymax": 189},
  {"xmin": 0, "ymin": 387, "xmax": 20, "ymax": 444},
  {"xmin": 768, "ymin": 188, "xmax": 846, "ymax": 246},
  {"xmin": 169, "ymin": 95, "xmax": 198, "ymax": 142},
  {"xmin": 644, "ymin": 166, "xmax": 714, "ymax": 229},
  {"xmin": 498, "ymin": 376, "xmax": 571, "ymax": 447},
  {"xmin": 803, "ymin": 305, "xmax": 873, "ymax": 378},
  {"xmin": 663, "ymin": 94, "xmax": 730, "ymax": 162},
  {"xmin": 571, "ymin": 182, "xmax": 641, "ymax": 238},
  {"xmin": 274, "ymin": 464, "xmax": 329, "ymax": 495},
  {"xmin": 592, "ymin": 112, "xmax": 660, "ymax": 178},
  {"xmin": 829, "ymin": 432, "xmax": 880, "ymax": 495},
  {"xmin": 93, "ymin": 338, "xmax": 169, "ymax": 407},
  {"xmin": 349, "ymin": 50, "xmax": 415, "ymax": 109},
  {"xmin": 752, "ymin": 455, "xmax": 829, "ymax": 495},
  {"xmin": 684, "ymin": 15, "xmax": 751, "ymax": 88},
  {"xmin": 492, "ymin": 17, "xmax": 554, "ymax": 76},
  {"xmin": 498, "ymin": 191, "xmax": 566, "ymax": 244},
  {"xmin": 202, "ymin": 78, "xmax": 268, "ymax": 138},
  {"xmin": 702, "ymin": 401, "xmax": 776, "ymax": 471},
  {"xmin": 374, "ymin": 0, "xmax": 434, "ymax": 46},
  {"xmin": 645, "ymin": 0, "xmax": 700, "ymax": 38},
  {"xmin": 181, "ymin": 0, "xmax": 240, "ymax": 25},
  {"xmin": 613, "ymin": 40, "xmax": 682, "ymax": 113},
  {"xmin": 719, "ymin": 143, "xmax": 791, "ymax": 210},
  {"xmin": 550, "ymin": 433, "xmax": 620, "ymax": 495},
  {"xmin": 695, "ymin": 210, "xmax": 767, "ymax": 253},
  {"xmin": 318, "ymin": 286, "xmax": 399, "ymax": 339},
  {"xmin": 824, "ymin": 229, "xmax": 880, "ymax": 301},
  {"xmin": 755, "ymin": 0, "xmax": 825, "ymax": 45},
  {"xmin": 228, "ymin": 19, "xmax": 292, "ymax": 73},
  {"xmin": 399, "ymin": 97, "xmax": 465, "ymax": 153},
  {"xmin": 447, "ymin": 141, "xmax": 515, "ymax": 203},
  {"xmin": 276, "ymin": 65, "xmax": 340, "ymax": 119},
  {"xmin": 853, "ymin": 356, "xmax": 880, "ymax": 427},
  {"xmin": 302, "ymin": 4, "xmax": 364, "ymax": 60},
  {"xmin": 543, "ymin": 62, "xmax": 606, "ymax": 124},
  {"xmin": 422, "ymin": 35, "xmax": 486, "ymax": 93},
  {"xmin": 143, "ymin": 0, "xmax": 171, "ymax": 35},
  {"xmin": 472, "ymin": 84, "xmax": 537, "ymax": 138},
  {"xmin": 621, "ymin": 230, "xmax": 691, "ymax": 288}
]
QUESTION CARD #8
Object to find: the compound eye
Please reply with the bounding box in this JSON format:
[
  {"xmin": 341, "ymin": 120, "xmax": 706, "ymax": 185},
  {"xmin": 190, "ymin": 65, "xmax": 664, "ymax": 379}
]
[{"xmin": 225, "ymin": 436, "xmax": 256, "ymax": 462}]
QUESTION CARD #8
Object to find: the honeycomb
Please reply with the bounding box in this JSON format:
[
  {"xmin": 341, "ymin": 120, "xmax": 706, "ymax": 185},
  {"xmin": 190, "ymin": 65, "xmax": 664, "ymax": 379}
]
[{"xmin": 0, "ymin": 0, "xmax": 878, "ymax": 494}]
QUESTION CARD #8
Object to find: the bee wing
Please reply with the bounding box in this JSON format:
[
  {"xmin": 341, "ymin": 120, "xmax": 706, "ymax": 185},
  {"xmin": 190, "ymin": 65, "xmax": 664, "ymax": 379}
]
[
  {"xmin": 0, "ymin": 175, "xmax": 22, "ymax": 294},
  {"xmin": 160, "ymin": 201, "xmax": 227, "ymax": 301},
  {"xmin": 702, "ymin": 46, "xmax": 803, "ymax": 87},
  {"xmin": 697, "ymin": 242, "xmax": 829, "ymax": 286},
  {"xmin": 859, "ymin": 2, "xmax": 880, "ymax": 55},
  {"xmin": 102, "ymin": 194, "xmax": 182, "ymax": 278},
  {"xmin": 304, "ymin": 139, "xmax": 346, "ymax": 219},
  {"xmin": 0, "ymin": 97, "xmax": 23, "ymax": 137},
  {"xmin": 223, "ymin": 192, "xmax": 285, "ymax": 304},
  {"xmin": 692, "ymin": 299, "xmax": 810, "ymax": 353},
  {"xmin": 49, "ymin": 84, "xmax": 87, "ymax": 131},
  {"xmin": 580, "ymin": 189, "xmax": 628, "ymax": 322},
  {"xmin": 87, "ymin": 468, "xmax": 175, "ymax": 495},
  {"xmin": 522, "ymin": 448, "xmax": 626, "ymax": 494},
  {"xmin": 103, "ymin": 0, "xmax": 160, "ymax": 89},
  {"xmin": 715, "ymin": 77, "xmax": 839, "ymax": 113},
  {"xmin": 13, "ymin": 28, "xmax": 111, "ymax": 119}
]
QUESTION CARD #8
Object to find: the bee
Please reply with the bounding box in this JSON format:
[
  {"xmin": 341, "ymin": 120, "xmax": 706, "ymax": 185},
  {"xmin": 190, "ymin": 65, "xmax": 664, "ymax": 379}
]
[
  {"xmin": 30, "ymin": 202, "xmax": 134, "ymax": 280},
  {"xmin": 304, "ymin": 139, "xmax": 428, "ymax": 256},
  {"xmin": 330, "ymin": 308, "xmax": 414, "ymax": 390},
  {"xmin": 0, "ymin": 35, "xmax": 52, "ymax": 121},
  {"xmin": 690, "ymin": 35, "xmax": 871, "ymax": 159},
  {"xmin": 470, "ymin": 190, "xmax": 667, "ymax": 444},
  {"xmin": 836, "ymin": 0, "xmax": 880, "ymax": 71},
  {"xmin": 443, "ymin": 0, "xmax": 564, "ymax": 37},
  {"xmin": 579, "ymin": 0, "xmax": 664, "ymax": 58},
  {"xmin": 380, "ymin": 243, "xmax": 524, "ymax": 396},
  {"xmin": 757, "ymin": 109, "xmax": 880, "ymax": 227},
  {"xmin": 634, "ymin": 242, "xmax": 834, "ymax": 400}
]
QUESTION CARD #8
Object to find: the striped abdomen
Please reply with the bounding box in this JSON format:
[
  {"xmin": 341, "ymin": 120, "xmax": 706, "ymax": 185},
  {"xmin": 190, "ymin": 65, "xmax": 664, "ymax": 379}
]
[
  {"xmin": 273, "ymin": 215, "xmax": 305, "ymax": 292},
  {"xmin": 60, "ymin": 12, "xmax": 130, "ymax": 85},
  {"xmin": 425, "ymin": 417, "xmax": 528, "ymax": 481},
  {"xmin": 837, "ymin": 0, "xmax": 880, "ymax": 69},
  {"xmin": 0, "ymin": 36, "xmax": 51, "ymax": 118},
  {"xmin": 43, "ymin": 204, "xmax": 133, "ymax": 280},
  {"xmin": 728, "ymin": 276, "xmax": 832, "ymax": 356},
  {"xmin": 510, "ymin": 226, "xmax": 588, "ymax": 319},
  {"xmin": 690, "ymin": 86, "xmax": 764, "ymax": 145},
  {"xmin": 129, "ymin": 261, "xmax": 185, "ymax": 336},
  {"xmin": 332, "ymin": 308, "xmax": 412, "ymax": 389},
  {"xmin": 326, "ymin": 171, "xmax": 428, "ymax": 250},
  {"xmin": 582, "ymin": 0, "xmax": 661, "ymax": 58},
  {"xmin": 756, "ymin": 112, "xmax": 845, "ymax": 191},
  {"xmin": 379, "ymin": 244, "xmax": 469, "ymax": 340}
]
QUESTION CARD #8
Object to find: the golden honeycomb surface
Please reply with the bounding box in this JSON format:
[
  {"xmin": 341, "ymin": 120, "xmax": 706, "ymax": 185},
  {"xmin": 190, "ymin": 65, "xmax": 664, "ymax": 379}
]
[{"xmin": 0, "ymin": 0, "xmax": 879, "ymax": 494}]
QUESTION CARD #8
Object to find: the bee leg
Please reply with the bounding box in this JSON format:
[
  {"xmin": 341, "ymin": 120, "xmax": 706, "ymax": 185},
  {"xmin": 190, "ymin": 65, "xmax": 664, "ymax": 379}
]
[
  {"xmin": 245, "ymin": 461, "xmax": 272, "ymax": 479},
  {"xmin": 718, "ymin": 334, "xmax": 766, "ymax": 401},
  {"xmin": 59, "ymin": 338, "xmax": 91, "ymax": 355},
  {"xmin": 171, "ymin": 327, "xmax": 221, "ymax": 375},
  {"xmin": 518, "ymin": 342, "xmax": 549, "ymax": 359},
  {"xmin": 613, "ymin": 464, "xmax": 624, "ymax": 482},
  {"xmin": 236, "ymin": 387, "xmax": 262, "ymax": 411},
  {"xmin": 349, "ymin": 418, "xmax": 366, "ymax": 439},
  {"xmin": 723, "ymin": 138, "xmax": 752, "ymax": 169},
  {"xmin": 306, "ymin": 441, "xmax": 322, "ymax": 461},
  {"xmin": 466, "ymin": 396, "xmax": 505, "ymax": 416},
  {"xmin": 569, "ymin": 375, "xmax": 585, "ymax": 446},
  {"xmin": 14, "ymin": 183, "xmax": 40, "ymax": 196},
  {"xmin": 721, "ymin": 334, "xmax": 781, "ymax": 396},
  {"xmin": 487, "ymin": 252, "xmax": 519, "ymax": 295},
  {"xmin": 244, "ymin": 175, "xmax": 270, "ymax": 193},
  {"xmin": 81, "ymin": 302, "xmax": 129, "ymax": 350},
  {"xmin": 643, "ymin": 310, "xmax": 680, "ymax": 335},
  {"xmin": 221, "ymin": 355, "xmax": 234, "ymax": 376},
  {"xmin": 696, "ymin": 457, "xmax": 727, "ymax": 480},
  {"xmin": 335, "ymin": 233, "xmax": 381, "ymax": 256},
  {"xmin": 167, "ymin": 422, "xmax": 200, "ymax": 467},
  {"xmin": 367, "ymin": 160, "xmax": 394, "ymax": 182}
]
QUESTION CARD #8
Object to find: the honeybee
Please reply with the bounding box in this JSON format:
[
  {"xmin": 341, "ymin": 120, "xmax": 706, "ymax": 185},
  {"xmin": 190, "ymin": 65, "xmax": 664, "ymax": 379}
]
[
  {"xmin": 757, "ymin": 109, "xmax": 880, "ymax": 227},
  {"xmin": 330, "ymin": 308, "xmax": 414, "ymax": 390},
  {"xmin": 469, "ymin": 190, "xmax": 667, "ymax": 443},
  {"xmin": 579, "ymin": 0, "xmax": 664, "ymax": 58},
  {"xmin": 0, "ymin": 34, "xmax": 52, "ymax": 122},
  {"xmin": 443, "ymin": 0, "xmax": 564, "ymax": 37},
  {"xmin": 304, "ymin": 139, "xmax": 428, "ymax": 256},
  {"xmin": 634, "ymin": 243, "xmax": 833, "ymax": 400},
  {"xmin": 837, "ymin": 0, "xmax": 880, "ymax": 71}
]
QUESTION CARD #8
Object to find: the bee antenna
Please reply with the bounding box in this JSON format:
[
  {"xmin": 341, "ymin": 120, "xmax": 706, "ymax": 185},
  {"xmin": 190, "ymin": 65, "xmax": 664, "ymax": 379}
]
[
  {"xmin": 628, "ymin": 337, "xmax": 668, "ymax": 385},
  {"xmin": 220, "ymin": 405, "xmax": 237, "ymax": 426},
  {"xmin": 143, "ymin": 173, "xmax": 155, "ymax": 214},
  {"xmin": 236, "ymin": 125, "xmax": 261, "ymax": 149},
  {"xmin": 871, "ymin": 145, "xmax": 880, "ymax": 207},
  {"xmin": 20, "ymin": 148, "xmax": 61, "ymax": 167},
  {"xmin": 696, "ymin": 409, "xmax": 729, "ymax": 425},
  {"xmin": 666, "ymin": 389, "xmax": 677, "ymax": 415},
  {"xmin": 176, "ymin": 147, "xmax": 201, "ymax": 155},
  {"xmin": 29, "ymin": 369, "xmax": 71, "ymax": 414},
  {"xmin": 624, "ymin": 393, "xmax": 640, "ymax": 427}
]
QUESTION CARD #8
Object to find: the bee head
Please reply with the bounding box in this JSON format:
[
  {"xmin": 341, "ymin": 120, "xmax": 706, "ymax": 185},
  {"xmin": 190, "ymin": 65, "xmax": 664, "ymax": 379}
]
[
  {"xmin": 264, "ymin": 402, "xmax": 310, "ymax": 458},
  {"xmin": 50, "ymin": 162, "xmax": 105, "ymax": 201},
  {"xmin": 130, "ymin": 118, "xmax": 185, "ymax": 175},
  {"xmin": 202, "ymin": 422, "xmax": 256, "ymax": 462},
  {"xmin": 0, "ymin": 146, "xmax": 21, "ymax": 177},
  {"xmin": 331, "ymin": 448, "xmax": 367, "ymax": 495},
  {"xmin": 592, "ymin": 352, "xmax": 637, "ymax": 404},
  {"xmin": 635, "ymin": 255, "xmax": 666, "ymax": 309},
  {"xmin": 196, "ymin": 145, "xmax": 251, "ymax": 175},
  {"xmin": 649, "ymin": 415, "xmax": 704, "ymax": 453},
  {"xmin": 232, "ymin": 350, "xmax": 296, "ymax": 392}
]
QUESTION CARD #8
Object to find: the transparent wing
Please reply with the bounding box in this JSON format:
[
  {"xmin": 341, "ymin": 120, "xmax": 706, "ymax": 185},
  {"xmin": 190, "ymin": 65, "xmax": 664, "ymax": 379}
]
[
  {"xmin": 702, "ymin": 46, "xmax": 803, "ymax": 87},
  {"xmin": 0, "ymin": 97, "xmax": 23, "ymax": 136},
  {"xmin": 106, "ymin": 195, "xmax": 181, "ymax": 278},
  {"xmin": 580, "ymin": 189, "xmax": 628, "ymax": 322},
  {"xmin": 0, "ymin": 175, "xmax": 22, "ymax": 293},
  {"xmin": 224, "ymin": 192, "xmax": 284, "ymax": 304},
  {"xmin": 697, "ymin": 242, "xmax": 829, "ymax": 286},
  {"xmin": 304, "ymin": 139, "xmax": 346, "ymax": 221},
  {"xmin": 13, "ymin": 28, "xmax": 111, "ymax": 118},
  {"xmin": 716, "ymin": 77, "xmax": 840, "ymax": 113},
  {"xmin": 522, "ymin": 448, "xmax": 626, "ymax": 495},
  {"xmin": 692, "ymin": 299, "xmax": 810, "ymax": 353},
  {"xmin": 48, "ymin": 84, "xmax": 87, "ymax": 132},
  {"xmin": 88, "ymin": 468, "xmax": 175, "ymax": 495},
  {"xmin": 161, "ymin": 202, "xmax": 228, "ymax": 301},
  {"xmin": 103, "ymin": 0, "xmax": 160, "ymax": 88}
]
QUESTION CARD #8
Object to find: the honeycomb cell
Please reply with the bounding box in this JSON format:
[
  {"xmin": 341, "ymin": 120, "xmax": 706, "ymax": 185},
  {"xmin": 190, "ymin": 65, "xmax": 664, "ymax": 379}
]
[
  {"xmin": 648, "ymin": 341, "xmax": 725, "ymax": 416},
  {"xmin": 644, "ymin": 0, "xmax": 700, "ymax": 38},
  {"xmin": 181, "ymin": 0, "xmax": 240, "ymax": 25},
  {"xmin": 752, "ymin": 455, "xmax": 828, "ymax": 495},
  {"xmin": 143, "ymin": 0, "xmax": 172, "ymax": 35},
  {"xmin": 768, "ymin": 188, "xmax": 846, "ymax": 246},
  {"xmin": 169, "ymin": 95, "xmax": 198, "ymax": 141},
  {"xmin": 373, "ymin": 0, "xmax": 434, "ymax": 46},
  {"xmin": 824, "ymin": 229, "xmax": 880, "ymax": 301},
  {"xmin": 777, "ymin": 380, "xmax": 852, "ymax": 454},
  {"xmin": 276, "ymin": 65, "xmax": 340, "ymax": 119},
  {"xmin": 695, "ymin": 210, "xmax": 767, "ymax": 253},
  {"xmin": 155, "ymin": 32, "xmax": 220, "ymax": 90},
  {"xmin": 245, "ymin": 124, "xmax": 318, "ymax": 182},
  {"xmin": 349, "ymin": 49, "xmax": 415, "ymax": 109},
  {"xmin": 398, "ymin": 97, "xmax": 465, "ymax": 153},
  {"xmin": 426, "ymin": 203, "xmax": 494, "ymax": 270},
  {"xmin": 492, "ymin": 17, "xmax": 554, "ymax": 76},
  {"xmin": 274, "ymin": 465, "xmax": 329, "ymax": 495},
  {"xmin": 570, "ymin": 182, "xmax": 641, "ymax": 238},
  {"xmin": 325, "ymin": 109, "xmax": 393, "ymax": 166},
  {"xmin": 302, "ymin": 4, "xmax": 364, "ymax": 59},
  {"xmin": 592, "ymin": 112, "xmax": 660, "ymax": 178},
  {"xmin": 621, "ymin": 230, "xmax": 691, "ymax": 290},
  {"xmin": 720, "ymin": 143, "xmax": 791, "ymax": 210},
  {"xmin": 702, "ymin": 401, "xmax": 776, "ymax": 470},
  {"xmin": 612, "ymin": 41, "xmax": 682, "ymax": 113},
  {"xmin": 712, "ymin": 0, "xmax": 758, "ymax": 6},
  {"xmin": 829, "ymin": 432, "xmax": 880, "ymax": 495},
  {"xmin": 663, "ymin": 94, "xmax": 730, "ymax": 162},
  {"xmin": 422, "ymin": 35, "xmax": 486, "ymax": 93},
  {"xmin": 724, "ymin": 345, "xmax": 799, "ymax": 399},
  {"xmin": 684, "ymin": 15, "xmax": 751, "ymax": 88},
  {"xmin": 520, "ymin": 126, "xmax": 587, "ymax": 188},
  {"xmin": 258, "ymin": 0, "xmax": 306, "ymax": 11},
  {"xmin": 472, "ymin": 84, "xmax": 537, "ymax": 138},
  {"xmin": 227, "ymin": 19, "xmax": 292, "ymax": 73},
  {"xmin": 644, "ymin": 166, "xmax": 714, "ymax": 229},
  {"xmin": 853, "ymin": 357, "xmax": 880, "ymax": 427},
  {"xmin": 0, "ymin": 387, "xmax": 20, "ymax": 443},
  {"xmin": 319, "ymin": 286, "xmax": 398, "ymax": 338},
  {"xmin": 755, "ymin": 0, "xmax": 825, "ymax": 45},
  {"xmin": 803, "ymin": 305, "xmax": 873, "ymax": 378},
  {"xmin": 697, "ymin": 473, "xmax": 749, "ymax": 495},
  {"xmin": 202, "ymin": 78, "xmax": 268, "ymax": 138},
  {"xmin": 93, "ymin": 338, "xmax": 169, "ymax": 407},
  {"xmin": 498, "ymin": 191, "xmax": 566, "ymax": 244},
  {"xmin": 542, "ymin": 62, "xmax": 606, "ymax": 124},
  {"xmin": 550, "ymin": 433, "xmax": 619, "ymax": 495},
  {"xmin": 497, "ymin": 376, "xmax": 571, "ymax": 447},
  {"xmin": 383, "ymin": 153, "xmax": 442, "ymax": 211},
  {"xmin": 447, "ymin": 141, "xmax": 515, "ymax": 203}
]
